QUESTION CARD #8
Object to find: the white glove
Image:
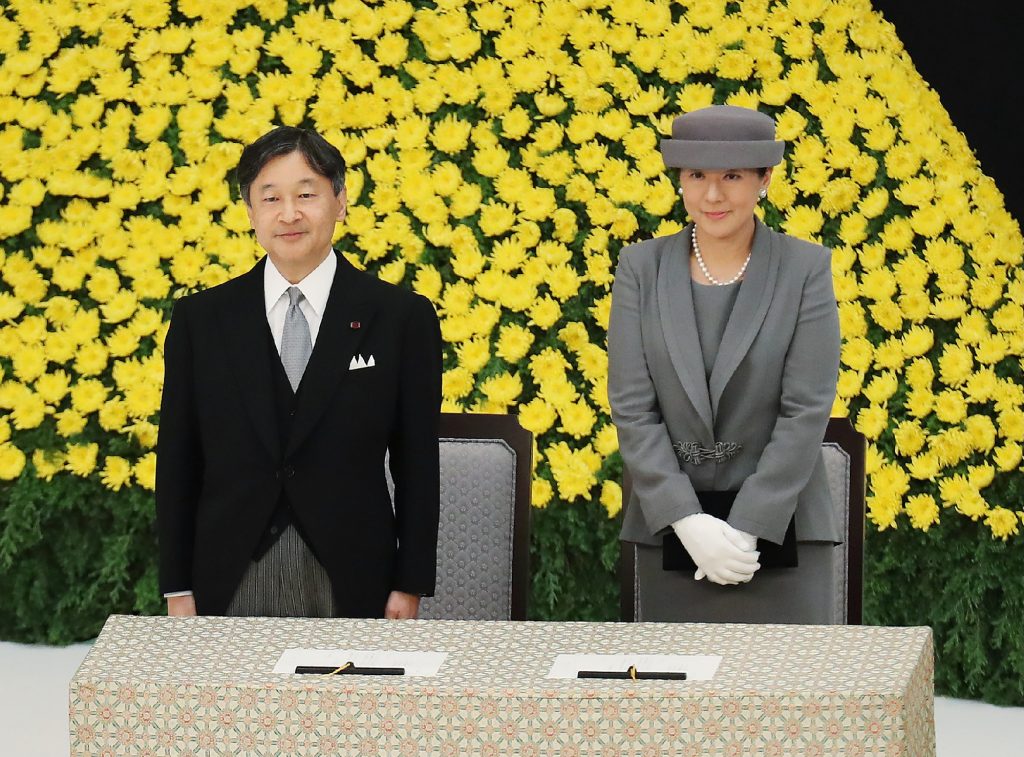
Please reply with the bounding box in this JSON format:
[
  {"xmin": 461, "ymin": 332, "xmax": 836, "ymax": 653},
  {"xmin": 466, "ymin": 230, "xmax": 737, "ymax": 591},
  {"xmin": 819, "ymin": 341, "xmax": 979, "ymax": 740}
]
[
  {"xmin": 672, "ymin": 513, "xmax": 760, "ymax": 586},
  {"xmin": 724, "ymin": 524, "xmax": 758, "ymax": 552},
  {"xmin": 694, "ymin": 523, "xmax": 759, "ymax": 580}
]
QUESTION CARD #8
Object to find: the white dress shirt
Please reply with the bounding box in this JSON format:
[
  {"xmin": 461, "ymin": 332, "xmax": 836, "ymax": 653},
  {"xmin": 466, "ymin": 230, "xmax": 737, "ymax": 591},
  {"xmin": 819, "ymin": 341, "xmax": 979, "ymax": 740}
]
[
  {"xmin": 263, "ymin": 250, "xmax": 337, "ymax": 353},
  {"xmin": 163, "ymin": 250, "xmax": 338, "ymax": 601}
]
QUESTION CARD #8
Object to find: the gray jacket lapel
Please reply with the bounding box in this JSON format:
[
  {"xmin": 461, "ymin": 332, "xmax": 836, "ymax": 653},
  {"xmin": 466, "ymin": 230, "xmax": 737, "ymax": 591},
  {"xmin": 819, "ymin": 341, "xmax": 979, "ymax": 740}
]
[
  {"xmin": 709, "ymin": 220, "xmax": 780, "ymax": 416},
  {"xmin": 657, "ymin": 227, "xmax": 714, "ymax": 440}
]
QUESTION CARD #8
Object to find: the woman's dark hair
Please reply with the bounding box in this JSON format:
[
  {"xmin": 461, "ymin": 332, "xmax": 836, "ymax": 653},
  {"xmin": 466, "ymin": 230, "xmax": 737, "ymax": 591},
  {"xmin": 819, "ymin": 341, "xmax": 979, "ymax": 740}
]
[{"xmin": 236, "ymin": 126, "xmax": 346, "ymax": 205}]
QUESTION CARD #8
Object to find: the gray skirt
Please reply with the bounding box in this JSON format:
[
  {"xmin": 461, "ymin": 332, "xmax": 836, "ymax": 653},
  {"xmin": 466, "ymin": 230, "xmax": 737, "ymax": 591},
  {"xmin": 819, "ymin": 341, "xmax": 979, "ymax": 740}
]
[{"xmin": 634, "ymin": 541, "xmax": 839, "ymax": 624}]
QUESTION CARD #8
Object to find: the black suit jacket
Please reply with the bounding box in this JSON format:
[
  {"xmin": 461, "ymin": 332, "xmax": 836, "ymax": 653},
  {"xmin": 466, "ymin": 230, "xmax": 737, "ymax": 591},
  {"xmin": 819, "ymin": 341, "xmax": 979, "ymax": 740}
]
[{"xmin": 156, "ymin": 251, "xmax": 442, "ymax": 617}]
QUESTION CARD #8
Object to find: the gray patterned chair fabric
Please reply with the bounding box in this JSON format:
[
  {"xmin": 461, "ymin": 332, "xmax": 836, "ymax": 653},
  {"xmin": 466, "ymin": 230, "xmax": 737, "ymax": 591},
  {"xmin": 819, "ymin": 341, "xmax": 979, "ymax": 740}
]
[
  {"xmin": 620, "ymin": 417, "xmax": 865, "ymax": 623},
  {"xmin": 385, "ymin": 413, "xmax": 532, "ymax": 621}
]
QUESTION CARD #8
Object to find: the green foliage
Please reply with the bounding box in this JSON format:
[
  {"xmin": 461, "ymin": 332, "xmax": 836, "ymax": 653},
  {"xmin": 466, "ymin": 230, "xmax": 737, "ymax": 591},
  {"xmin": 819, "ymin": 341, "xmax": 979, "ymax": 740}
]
[
  {"xmin": 0, "ymin": 472, "xmax": 161, "ymax": 644},
  {"xmin": 530, "ymin": 502, "xmax": 621, "ymax": 622},
  {"xmin": 864, "ymin": 518, "xmax": 1024, "ymax": 705}
]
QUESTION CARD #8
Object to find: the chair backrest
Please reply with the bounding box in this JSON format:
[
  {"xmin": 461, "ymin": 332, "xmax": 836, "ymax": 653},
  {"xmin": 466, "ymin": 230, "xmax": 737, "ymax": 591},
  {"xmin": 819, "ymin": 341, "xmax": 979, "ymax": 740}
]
[
  {"xmin": 385, "ymin": 413, "xmax": 532, "ymax": 621},
  {"xmin": 820, "ymin": 417, "xmax": 866, "ymax": 624},
  {"xmin": 619, "ymin": 417, "xmax": 865, "ymax": 623}
]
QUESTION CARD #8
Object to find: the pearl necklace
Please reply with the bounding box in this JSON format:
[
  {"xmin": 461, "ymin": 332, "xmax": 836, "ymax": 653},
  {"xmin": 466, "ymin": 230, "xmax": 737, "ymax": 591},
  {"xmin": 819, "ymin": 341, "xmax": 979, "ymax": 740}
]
[{"xmin": 691, "ymin": 230, "xmax": 751, "ymax": 286}]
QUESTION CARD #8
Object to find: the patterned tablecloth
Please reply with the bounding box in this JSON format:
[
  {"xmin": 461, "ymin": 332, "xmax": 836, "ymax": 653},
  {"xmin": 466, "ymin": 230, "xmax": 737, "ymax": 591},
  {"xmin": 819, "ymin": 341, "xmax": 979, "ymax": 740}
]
[{"xmin": 69, "ymin": 615, "xmax": 934, "ymax": 756}]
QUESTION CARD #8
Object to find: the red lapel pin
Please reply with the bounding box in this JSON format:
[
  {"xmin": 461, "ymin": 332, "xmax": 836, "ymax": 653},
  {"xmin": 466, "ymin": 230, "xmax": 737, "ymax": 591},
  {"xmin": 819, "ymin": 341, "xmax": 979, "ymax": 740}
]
[{"xmin": 350, "ymin": 321, "xmax": 360, "ymax": 329}]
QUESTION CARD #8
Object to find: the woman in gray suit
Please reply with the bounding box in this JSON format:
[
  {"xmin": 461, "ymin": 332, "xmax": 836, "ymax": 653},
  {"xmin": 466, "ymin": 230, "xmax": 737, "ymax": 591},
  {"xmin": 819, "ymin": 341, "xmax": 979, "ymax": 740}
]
[{"xmin": 608, "ymin": 105, "xmax": 841, "ymax": 623}]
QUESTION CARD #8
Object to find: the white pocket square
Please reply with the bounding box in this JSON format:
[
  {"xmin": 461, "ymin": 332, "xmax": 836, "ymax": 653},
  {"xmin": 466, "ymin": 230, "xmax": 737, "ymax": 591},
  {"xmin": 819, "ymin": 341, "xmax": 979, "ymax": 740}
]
[{"xmin": 349, "ymin": 354, "xmax": 375, "ymax": 370}]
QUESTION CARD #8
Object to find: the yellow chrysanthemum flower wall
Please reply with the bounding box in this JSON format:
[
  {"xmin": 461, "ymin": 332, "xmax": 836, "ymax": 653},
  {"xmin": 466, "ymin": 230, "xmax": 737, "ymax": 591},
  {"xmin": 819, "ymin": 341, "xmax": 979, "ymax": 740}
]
[{"xmin": 2, "ymin": 0, "xmax": 1023, "ymax": 593}]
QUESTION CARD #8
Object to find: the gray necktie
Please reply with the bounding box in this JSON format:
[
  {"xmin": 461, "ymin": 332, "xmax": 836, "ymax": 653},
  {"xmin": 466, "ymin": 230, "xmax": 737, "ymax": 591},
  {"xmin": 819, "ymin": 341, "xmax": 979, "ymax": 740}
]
[{"xmin": 280, "ymin": 287, "xmax": 312, "ymax": 391}]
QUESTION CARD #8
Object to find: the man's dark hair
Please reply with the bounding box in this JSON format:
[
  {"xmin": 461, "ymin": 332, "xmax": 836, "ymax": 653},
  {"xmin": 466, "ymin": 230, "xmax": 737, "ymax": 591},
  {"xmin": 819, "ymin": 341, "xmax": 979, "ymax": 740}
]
[{"xmin": 236, "ymin": 126, "xmax": 346, "ymax": 205}]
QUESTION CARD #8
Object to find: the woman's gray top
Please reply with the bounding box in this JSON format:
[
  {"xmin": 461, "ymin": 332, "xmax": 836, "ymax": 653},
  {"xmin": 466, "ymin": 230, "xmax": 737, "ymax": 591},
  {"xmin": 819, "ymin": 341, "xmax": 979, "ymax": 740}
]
[{"xmin": 691, "ymin": 279, "xmax": 742, "ymax": 378}]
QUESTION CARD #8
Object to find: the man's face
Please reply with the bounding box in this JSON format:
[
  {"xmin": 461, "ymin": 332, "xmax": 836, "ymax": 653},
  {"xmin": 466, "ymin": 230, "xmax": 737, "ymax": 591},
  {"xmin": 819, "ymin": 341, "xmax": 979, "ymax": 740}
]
[{"xmin": 245, "ymin": 150, "xmax": 347, "ymax": 279}]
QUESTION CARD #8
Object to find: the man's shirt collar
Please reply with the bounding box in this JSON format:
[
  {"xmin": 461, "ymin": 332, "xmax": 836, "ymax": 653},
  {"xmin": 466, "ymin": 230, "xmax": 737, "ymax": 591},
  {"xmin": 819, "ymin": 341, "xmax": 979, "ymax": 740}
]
[{"xmin": 263, "ymin": 250, "xmax": 337, "ymax": 317}]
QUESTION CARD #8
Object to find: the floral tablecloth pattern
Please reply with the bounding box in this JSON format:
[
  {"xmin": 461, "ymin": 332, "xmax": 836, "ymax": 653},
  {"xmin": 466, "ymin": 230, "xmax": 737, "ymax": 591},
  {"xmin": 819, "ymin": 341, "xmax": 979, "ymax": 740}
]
[{"xmin": 69, "ymin": 615, "xmax": 934, "ymax": 755}]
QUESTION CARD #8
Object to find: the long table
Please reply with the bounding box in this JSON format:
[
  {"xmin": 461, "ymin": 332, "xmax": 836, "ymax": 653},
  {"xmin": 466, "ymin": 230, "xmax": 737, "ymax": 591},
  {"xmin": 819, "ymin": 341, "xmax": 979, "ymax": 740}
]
[{"xmin": 69, "ymin": 615, "xmax": 934, "ymax": 755}]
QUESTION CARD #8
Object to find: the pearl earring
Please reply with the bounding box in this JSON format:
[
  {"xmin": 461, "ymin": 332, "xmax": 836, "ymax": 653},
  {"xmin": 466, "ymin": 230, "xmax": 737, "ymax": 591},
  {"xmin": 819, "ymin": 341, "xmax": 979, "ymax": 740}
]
[
  {"xmin": 758, "ymin": 188, "xmax": 768, "ymax": 200},
  {"xmin": 677, "ymin": 187, "xmax": 684, "ymax": 196}
]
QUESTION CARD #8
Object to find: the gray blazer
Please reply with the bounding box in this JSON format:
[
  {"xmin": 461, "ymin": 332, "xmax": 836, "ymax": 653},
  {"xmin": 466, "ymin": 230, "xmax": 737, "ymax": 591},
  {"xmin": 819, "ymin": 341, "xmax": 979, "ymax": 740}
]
[{"xmin": 608, "ymin": 220, "xmax": 842, "ymax": 546}]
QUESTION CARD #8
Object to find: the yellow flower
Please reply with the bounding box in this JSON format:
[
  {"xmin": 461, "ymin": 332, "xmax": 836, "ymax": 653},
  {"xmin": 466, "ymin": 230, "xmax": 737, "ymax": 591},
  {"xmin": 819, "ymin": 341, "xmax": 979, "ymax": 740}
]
[
  {"xmin": 65, "ymin": 442, "xmax": 99, "ymax": 477},
  {"xmin": 975, "ymin": 334, "xmax": 1009, "ymax": 365},
  {"xmin": 866, "ymin": 493, "xmax": 900, "ymax": 531},
  {"xmin": 441, "ymin": 367, "xmax": 474, "ymax": 402},
  {"xmin": 531, "ymin": 477, "xmax": 553, "ymax": 508},
  {"xmin": 12, "ymin": 346, "xmax": 47, "ymax": 383},
  {"xmin": 923, "ymin": 238, "xmax": 965, "ymax": 272},
  {"xmin": 859, "ymin": 187, "xmax": 890, "ymax": 218},
  {"xmin": 10, "ymin": 391, "xmax": 45, "ymax": 430},
  {"xmin": 934, "ymin": 390, "xmax": 967, "ymax": 424},
  {"xmin": 546, "ymin": 441, "xmax": 601, "ymax": 502},
  {"xmin": 906, "ymin": 452, "xmax": 940, "ymax": 481},
  {"xmin": 123, "ymin": 381, "xmax": 161, "ymax": 420},
  {"xmin": 836, "ymin": 370, "xmax": 863, "ymax": 399},
  {"xmin": 997, "ymin": 408, "xmax": 1024, "ymax": 442},
  {"xmin": 905, "ymin": 389, "xmax": 934, "ymax": 419},
  {"xmin": 955, "ymin": 490, "xmax": 990, "ymax": 522},
  {"xmin": 884, "ymin": 142, "xmax": 922, "ymax": 180},
  {"xmin": 968, "ymin": 464, "xmax": 996, "ymax": 489},
  {"xmin": 965, "ymin": 415, "xmax": 997, "ymax": 452},
  {"xmin": 71, "ymin": 379, "xmax": 108, "ymax": 415},
  {"xmin": 0, "ymin": 443, "xmax": 27, "ymax": 480},
  {"xmin": 862, "ymin": 371, "xmax": 898, "ymax": 404},
  {"xmin": 994, "ymin": 442, "xmax": 1023, "ymax": 472},
  {"xmin": 558, "ymin": 400, "xmax": 596, "ymax": 439},
  {"xmin": 985, "ymin": 507, "xmax": 1020, "ymax": 541},
  {"xmin": 98, "ymin": 399, "xmax": 129, "ymax": 432},
  {"xmin": 838, "ymin": 213, "xmax": 868, "ymax": 245},
  {"xmin": 840, "ymin": 336, "xmax": 873, "ymax": 371},
  {"xmin": 600, "ymin": 480, "xmax": 623, "ymax": 518},
  {"xmin": 135, "ymin": 451, "xmax": 157, "ymax": 491},
  {"xmin": 518, "ymin": 397, "xmax": 557, "ymax": 436},
  {"xmin": 594, "ymin": 423, "xmax": 619, "ymax": 456},
  {"xmin": 496, "ymin": 324, "xmax": 534, "ymax": 363},
  {"xmin": 501, "ymin": 106, "xmax": 532, "ymax": 139},
  {"xmin": 55, "ymin": 409, "xmax": 87, "ymax": 437},
  {"xmin": 100, "ymin": 455, "xmax": 132, "ymax": 491},
  {"xmin": 590, "ymin": 295, "xmax": 611, "ymax": 330},
  {"xmin": 901, "ymin": 326, "xmax": 934, "ymax": 357},
  {"xmin": 898, "ymin": 292, "xmax": 930, "ymax": 322},
  {"xmin": 31, "ymin": 448, "xmax": 64, "ymax": 481},
  {"xmin": 937, "ymin": 343, "xmax": 973, "ymax": 386},
  {"xmin": 964, "ymin": 368, "xmax": 999, "ymax": 403},
  {"xmin": 905, "ymin": 494, "xmax": 940, "ymax": 531},
  {"xmin": 868, "ymin": 301, "xmax": 902, "ymax": 332},
  {"xmin": 529, "ymin": 296, "xmax": 562, "ymax": 330},
  {"xmin": 480, "ymin": 372, "xmax": 523, "ymax": 410},
  {"xmin": 780, "ymin": 204, "xmax": 825, "ymax": 241},
  {"xmin": 893, "ymin": 420, "xmax": 926, "ymax": 457},
  {"xmin": 931, "ymin": 296, "xmax": 968, "ymax": 320},
  {"xmin": 477, "ymin": 201, "xmax": 517, "ymax": 237},
  {"xmin": 855, "ymin": 404, "xmax": 887, "ymax": 439},
  {"xmin": 456, "ymin": 338, "xmax": 490, "ymax": 374}
]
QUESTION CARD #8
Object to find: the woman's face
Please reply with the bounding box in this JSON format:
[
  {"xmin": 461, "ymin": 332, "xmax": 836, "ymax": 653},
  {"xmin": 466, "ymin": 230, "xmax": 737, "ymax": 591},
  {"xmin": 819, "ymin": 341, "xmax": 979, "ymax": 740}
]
[{"xmin": 678, "ymin": 167, "xmax": 771, "ymax": 244}]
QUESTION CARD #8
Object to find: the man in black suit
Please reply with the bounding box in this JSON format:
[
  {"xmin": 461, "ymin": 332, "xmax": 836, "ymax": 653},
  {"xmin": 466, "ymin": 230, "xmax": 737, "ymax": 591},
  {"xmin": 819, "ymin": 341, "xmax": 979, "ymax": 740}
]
[{"xmin": 156, "ymin": 127, "xmax": 441, "ymax": 619}]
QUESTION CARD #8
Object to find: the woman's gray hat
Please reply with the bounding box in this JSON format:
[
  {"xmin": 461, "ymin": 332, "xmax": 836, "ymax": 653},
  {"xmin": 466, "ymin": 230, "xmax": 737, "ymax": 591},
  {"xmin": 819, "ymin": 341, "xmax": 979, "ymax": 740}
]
[{"xmin": 660, "ymin": 105, "xmax": 785, "ymax": 169}]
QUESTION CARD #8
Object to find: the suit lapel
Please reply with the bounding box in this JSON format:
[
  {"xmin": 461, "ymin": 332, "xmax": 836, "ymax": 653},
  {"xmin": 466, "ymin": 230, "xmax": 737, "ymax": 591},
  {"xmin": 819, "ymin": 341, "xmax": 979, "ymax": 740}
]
[
  {"xmin": 219, "ymin": 258, "xmax": 280, "ymax": 462},
  {"xmin": 709, "ymin": 219, "xmax": 780, "ymax": 416},
  {"xmin": 657, "ymin": 226, "xmax": 714, "ymax": 441},
  {"xmin": 286, "ymin": 251, "xmax": 374, "ymax": 458}
]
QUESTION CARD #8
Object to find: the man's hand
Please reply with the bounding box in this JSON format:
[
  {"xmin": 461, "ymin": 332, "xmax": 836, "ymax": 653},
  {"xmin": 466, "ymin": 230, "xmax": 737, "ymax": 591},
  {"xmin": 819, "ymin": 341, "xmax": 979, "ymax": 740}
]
[
  {"xmin": 384, "ymin": 590, "xmax": 420, "ymax": 619},
  {"xmin": 167, "ymin": 595, "xmax": 197, "ymax": 617}
]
